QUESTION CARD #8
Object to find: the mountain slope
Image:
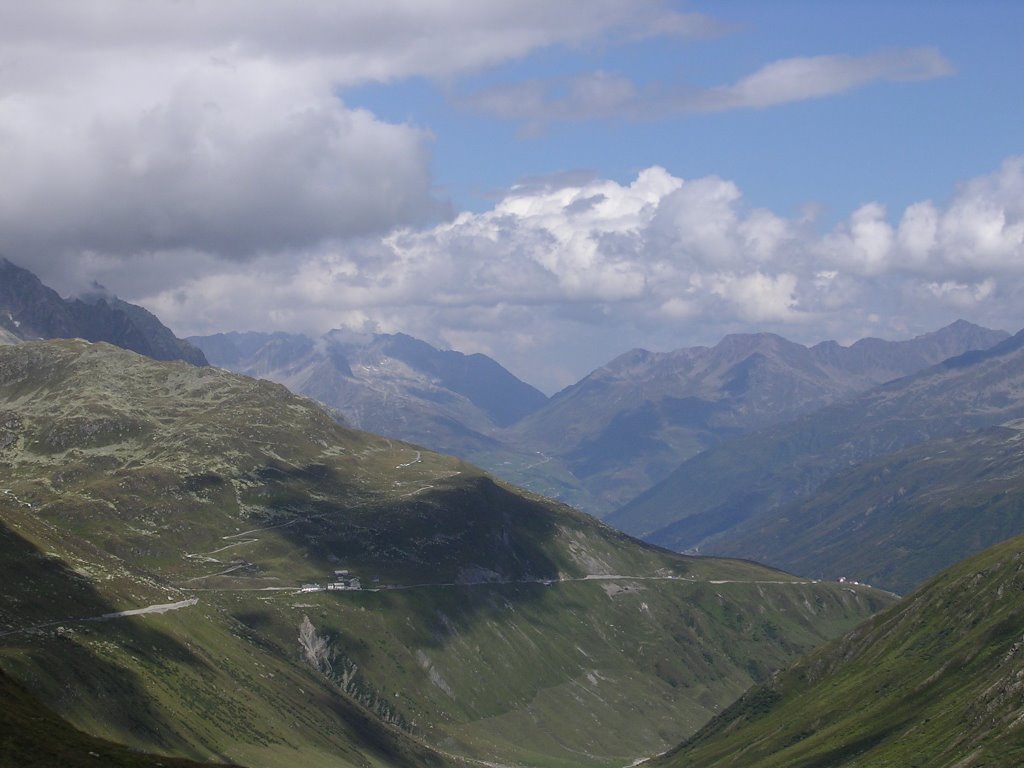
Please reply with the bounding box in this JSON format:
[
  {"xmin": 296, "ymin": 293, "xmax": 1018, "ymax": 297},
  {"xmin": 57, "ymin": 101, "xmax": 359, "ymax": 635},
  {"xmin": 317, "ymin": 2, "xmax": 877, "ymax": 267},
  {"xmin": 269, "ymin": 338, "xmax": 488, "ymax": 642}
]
[
  {"xmin": 510, "ymin": 321, "xmax": 1007, "ymax": 513},
  {"xmin": 0, "ymin": 258, "xmax": 206, "ymax": 365},
  {"xmin": 654, "ymin": 532, "xmax": 1024, "ymax": 768},
  {"xmin": 615, "ymin": 328, "xmax": 1024, "ymax": 551},
  {"xmin": 0, "ymin": 340, "xmax": 892, "ymax": 767},
  {"xmin": 0, "ymin": 665, "xmax": 235, "ymax": 768},
  {"xmin": 190, "ymin": 329, "xmax": 583, "ymax": 507},
  {"xmin": 711, "ymin": 421, "xmax": 1024, "ymax": 594},
  {"xmin": 190, "ymin": 330, "xmax": 547, "ymax": 450}
]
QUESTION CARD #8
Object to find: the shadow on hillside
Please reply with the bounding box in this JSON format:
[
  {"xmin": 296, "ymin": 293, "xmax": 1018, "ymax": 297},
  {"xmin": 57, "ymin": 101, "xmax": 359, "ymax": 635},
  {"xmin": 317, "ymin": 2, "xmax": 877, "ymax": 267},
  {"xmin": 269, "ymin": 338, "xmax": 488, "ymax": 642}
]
[
  {"xmin": 254, "ymin": 461, "xmax": 565, "ymax": 641},
  {"xmin": 0, "ymin": 519, "xmax": 233, "ymax": 763}
]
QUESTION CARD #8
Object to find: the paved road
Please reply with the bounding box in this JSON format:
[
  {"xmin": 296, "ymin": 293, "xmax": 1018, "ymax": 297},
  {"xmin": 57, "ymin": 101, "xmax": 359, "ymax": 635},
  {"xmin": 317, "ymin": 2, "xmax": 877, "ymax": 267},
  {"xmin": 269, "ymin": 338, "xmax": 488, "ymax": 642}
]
[{"xmin": 0, "ymin": 597, "xmax": 200, "ymax": 638}]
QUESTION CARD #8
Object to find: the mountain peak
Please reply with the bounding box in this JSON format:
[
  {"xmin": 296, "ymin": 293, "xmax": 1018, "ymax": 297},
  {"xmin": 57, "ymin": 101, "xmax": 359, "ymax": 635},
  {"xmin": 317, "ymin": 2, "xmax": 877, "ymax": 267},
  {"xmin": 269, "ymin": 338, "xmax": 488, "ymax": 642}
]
[
  {"xmin": 0, "ymin": 258, "xmax": 207, "ymax": 365},
  {"xmin": 711, "ymin": 332, "xmax": 806, "ymax": 361},
  {"xmin": 72, "ymin": 281, "xmax": 117, "ymax": 305},
  {"xmin": 916, "ymin": 317, "xmax": 1007, "ymax": 342}
]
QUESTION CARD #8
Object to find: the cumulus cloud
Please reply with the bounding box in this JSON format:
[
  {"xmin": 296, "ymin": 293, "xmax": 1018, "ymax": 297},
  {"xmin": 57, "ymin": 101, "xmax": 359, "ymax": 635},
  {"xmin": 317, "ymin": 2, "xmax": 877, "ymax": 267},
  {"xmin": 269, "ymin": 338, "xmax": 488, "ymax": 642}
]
[
  {"xmin": 462, "ymin": 48, "xmax": 954, "ymax": 125},
  {"xmin": 0, "ymin": 58, "xmax": 438, "ymax": 260},
  {"xmin": 0, "ymin": 0, "xmax": 700, "ymax": 282},
  {"xmin": 0, "ymin": 1, "xmax": 1014, "ymax": 391},
  {"xmin": 132, "ymin": 157, "xmax": 1024, "ymax": 391}
]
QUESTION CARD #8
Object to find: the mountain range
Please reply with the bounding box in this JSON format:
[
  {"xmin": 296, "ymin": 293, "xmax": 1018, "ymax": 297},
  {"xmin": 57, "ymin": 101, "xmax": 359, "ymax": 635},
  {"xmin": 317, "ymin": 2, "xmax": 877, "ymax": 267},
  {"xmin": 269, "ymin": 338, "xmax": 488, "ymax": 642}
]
[
  {"xmin": 508, "ymin": 320, "xmax": 1009, "ymax": 512},
  {"xmin": 191, "ymin": 329, "xmax": 546, "ymax": 450},
  {"xmin": 0, "ymin": 258, "xmax": 207, "ymax": 366},
  {"xmin": 3, "ymin": 258, "xmax": 1007, "ymax": 524},
  {"xmin": 191, "ymin": 320, "xmax": 1009, "ymax": 517},
  {"xmin": 4, "ymin": 258, "xmax": 1024, "ymax": 766},
  {"xmin": 7, "ymin": 258, "xmax": 1022, "ymax": 596},
  {"xmin": 614, "ymin": 328, "xmax": 1024, "ymax": 593},
  {"xmin": 0, "ymin": 339, "xmax": 889, "ymax": 768}
]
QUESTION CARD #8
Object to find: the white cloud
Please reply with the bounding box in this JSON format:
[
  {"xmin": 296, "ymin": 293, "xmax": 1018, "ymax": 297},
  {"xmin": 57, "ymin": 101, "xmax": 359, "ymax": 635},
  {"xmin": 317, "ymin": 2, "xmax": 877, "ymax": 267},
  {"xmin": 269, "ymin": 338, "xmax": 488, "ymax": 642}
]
[
  {"xmin": 698, "ymin": 48, "xmax": 953, "ymax": 111},
  {"xmin": 923, "ymin": 279, "xmax": 996, "ymax": 309},
  {"xmin": 896, "ymin": 201, "xmax": 940, "ymax": 266},
  {"xmin": 462, "ymin": 48, "xmax": 954, "ymax": 124},
  {"xmin": 820, "ymin": 202, "xmax": 896, "ymax": 276},
  {"xmin": 0, "ymin": 55, "xmax": 438, "ymax": 259},
  {"xmin": 136, "ymin": 157, "xmax": 1024, "ymax": 392},
  {"xmin": 0, "ymin": 0, "xmax": 700, "ymax": 283},
  {"xmin": 710, "ymin": 272, "xmax": 800, "ymax": 322}
]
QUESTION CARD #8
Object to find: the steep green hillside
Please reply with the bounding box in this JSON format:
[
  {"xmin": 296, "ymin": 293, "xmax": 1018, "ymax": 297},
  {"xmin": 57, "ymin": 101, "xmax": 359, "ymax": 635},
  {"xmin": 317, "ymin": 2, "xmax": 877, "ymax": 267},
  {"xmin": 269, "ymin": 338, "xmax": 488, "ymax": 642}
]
[
  {"xmin": 0, "ymin": 664, "xmax": 236, "ymax": 768},
  {"xmin": 655, "ymin": 532, "xmax": 1024, "ymax": 768},
  {"xmin": 0, "ymin": 340, "xmax": 892, "ymax": 767},
  {"xmin": 712, "ymin": 421, "xmax": 1024, "ymax": 594}
]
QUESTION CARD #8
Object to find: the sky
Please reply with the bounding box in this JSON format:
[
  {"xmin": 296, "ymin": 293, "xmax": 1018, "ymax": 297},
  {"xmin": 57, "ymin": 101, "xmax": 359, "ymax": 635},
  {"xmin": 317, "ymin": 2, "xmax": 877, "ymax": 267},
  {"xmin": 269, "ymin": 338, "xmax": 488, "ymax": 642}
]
[{"xmin": 2, "ymin": 1, "xmax": 1023, "ymax": 393}]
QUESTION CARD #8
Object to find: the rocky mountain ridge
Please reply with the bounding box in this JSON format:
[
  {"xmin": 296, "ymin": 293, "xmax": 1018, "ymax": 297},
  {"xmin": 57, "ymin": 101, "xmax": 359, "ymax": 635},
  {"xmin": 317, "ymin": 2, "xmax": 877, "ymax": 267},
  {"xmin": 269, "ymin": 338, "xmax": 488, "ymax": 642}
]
[
  {"xmin": 194, "ymin": 321, "xmax": 1008, "ymax": 517},
  {"xmin": 190, "ymin": 329, "xmax": 547, "ymax": 456},
  {"xmin": 505, "ymin": 319, "xmax": 1007, "ymax": 512},
  {"xmin": 0, "ymin": 258, "xmax": 207, "ymax": 366}
]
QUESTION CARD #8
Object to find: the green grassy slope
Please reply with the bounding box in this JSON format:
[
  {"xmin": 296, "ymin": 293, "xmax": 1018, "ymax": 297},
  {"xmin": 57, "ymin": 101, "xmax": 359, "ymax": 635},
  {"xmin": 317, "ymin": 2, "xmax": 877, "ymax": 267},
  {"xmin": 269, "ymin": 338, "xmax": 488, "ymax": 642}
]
[
  {"xmin": 655, "ymin": 532, "xmax": 1024, "ymax": 768},
  {"xmin": 0, "ymin": 664, "xmax": 237, "ymax": 768},
  {"xmin": 712, "ymin": 422, "xmax": 1024, "ymax": 594},
  {"xmin": 0, "ymin": 340, "xmax": 893, "ymax": 767}
]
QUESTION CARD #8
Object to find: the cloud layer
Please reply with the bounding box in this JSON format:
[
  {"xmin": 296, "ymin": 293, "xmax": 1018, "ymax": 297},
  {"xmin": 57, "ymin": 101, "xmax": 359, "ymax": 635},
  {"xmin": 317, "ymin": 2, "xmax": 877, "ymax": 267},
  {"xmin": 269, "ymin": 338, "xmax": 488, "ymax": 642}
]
[
  {"xmin": 462, "ymin": 48, "xmax": 954, "ymax": 125},
  {"xmin": 0, "ymin": 0, "xmax": 701, "ymax": 271},
  {"xmin": 0, "ymin": 1, "xmax": 1013, "ymax": 392},
  {"xmin": 135, "ymin": 158, "xmax": 1024, "ymax": 391}
]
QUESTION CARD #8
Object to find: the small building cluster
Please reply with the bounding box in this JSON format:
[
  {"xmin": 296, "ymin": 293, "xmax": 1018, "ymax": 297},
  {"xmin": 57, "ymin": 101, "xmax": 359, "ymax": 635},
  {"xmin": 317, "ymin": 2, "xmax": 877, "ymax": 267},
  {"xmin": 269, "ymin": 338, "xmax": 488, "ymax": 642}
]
[
  {"xmin": 327, "ymin": 569, "xmax": 361, "ymax": 591},
  {"xmin": 298, "ymin": 569, "xmax": 362, "ymax": 593}
]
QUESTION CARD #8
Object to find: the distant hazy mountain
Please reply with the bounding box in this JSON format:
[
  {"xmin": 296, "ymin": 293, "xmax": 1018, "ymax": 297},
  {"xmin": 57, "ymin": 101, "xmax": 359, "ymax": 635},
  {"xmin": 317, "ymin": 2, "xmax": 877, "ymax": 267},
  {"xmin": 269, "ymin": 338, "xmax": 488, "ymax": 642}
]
[
  {"xmin": 0, "ymin": 258, "xmax": 207, "ymax": 365},
  {"xmin": 190, "ymin": 329, "xmax": 548, "ymax": 456},
  {"xmin": 615, "ymin": 328, "xmax": 1024, "ymax": 561},
  {"xmin": 656, "ymin": 532, "xmax": 1024, "ymax": 767},
  {"xmin": 711, "ymin": 420, "xmax": 1024, "ymax": 594},
  {"xmin": 511, "ymin": 321, "xmax": 1008, "ymax": 513},
  {"xmin": 194, "ymin": 322, "xmax": 1008, "ymax": 519}
]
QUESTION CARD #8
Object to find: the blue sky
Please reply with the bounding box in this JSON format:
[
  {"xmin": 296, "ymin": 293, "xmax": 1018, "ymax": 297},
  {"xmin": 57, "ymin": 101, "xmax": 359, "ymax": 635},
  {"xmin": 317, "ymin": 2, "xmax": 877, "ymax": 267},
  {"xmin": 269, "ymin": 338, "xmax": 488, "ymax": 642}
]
[
  {"xmin": 348, "ymin": 0, "xmax": 1022, "ymax": 221},
  {"xmin": 2, "ymin": 1, "xmax": 1023, "ymax": 391}
]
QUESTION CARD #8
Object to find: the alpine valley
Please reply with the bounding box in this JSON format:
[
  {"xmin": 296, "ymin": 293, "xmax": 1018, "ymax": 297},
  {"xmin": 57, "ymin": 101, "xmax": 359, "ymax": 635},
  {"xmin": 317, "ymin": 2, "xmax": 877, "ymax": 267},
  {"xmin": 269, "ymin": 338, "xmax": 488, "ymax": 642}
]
[
  {"xmin": 4, "ymin": 260, "xmax": 1024, "ymax": 767},
  {"xmin": 0, "ymin": 339, "xmax": 890, "ymax": 768}
]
